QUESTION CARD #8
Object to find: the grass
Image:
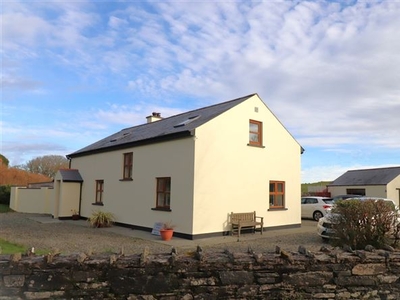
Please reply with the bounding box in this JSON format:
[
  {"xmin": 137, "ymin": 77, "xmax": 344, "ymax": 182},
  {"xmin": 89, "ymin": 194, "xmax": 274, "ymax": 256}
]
[
  {"xmin": 0, "ymin": 204, "xmax": 12, "ymax": 213},
  {"xmin": 0, "ymin": 238, "xmax": 27, "ymax": 254},
  {"xmin": 0, "ymin": 238, "xmax": 49, "ymax": 255}
]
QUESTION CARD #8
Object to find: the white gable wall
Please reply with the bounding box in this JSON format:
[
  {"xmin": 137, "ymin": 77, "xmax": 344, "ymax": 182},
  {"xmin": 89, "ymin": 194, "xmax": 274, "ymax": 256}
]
[{"xmin": 192, "ymin": 94, "xmax": 301, "ymax": 234}]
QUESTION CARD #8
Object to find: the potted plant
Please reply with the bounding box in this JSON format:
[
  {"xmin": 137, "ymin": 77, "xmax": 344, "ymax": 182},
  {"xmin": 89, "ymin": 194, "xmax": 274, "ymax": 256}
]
[
  {"xmin": 87, "ymin": 210, "xmax": 115, "ymax": 228},
  {"xmin": 71, "ymin": 209, "xmax": 80, "ymax": 220},
  {"xmin": 160, "ymin": 221, "xmax": 175, "ymax": 241}
]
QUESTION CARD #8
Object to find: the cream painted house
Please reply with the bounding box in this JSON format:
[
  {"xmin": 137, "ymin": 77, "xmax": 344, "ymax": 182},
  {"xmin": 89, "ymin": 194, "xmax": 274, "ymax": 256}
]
[
  {"xmin": 65, "ymin": 94, "xmax": 303, "ymax": 239},
  {"xmin": 328, "ymin": 167, "xmax": 400, "ymax": 206}
]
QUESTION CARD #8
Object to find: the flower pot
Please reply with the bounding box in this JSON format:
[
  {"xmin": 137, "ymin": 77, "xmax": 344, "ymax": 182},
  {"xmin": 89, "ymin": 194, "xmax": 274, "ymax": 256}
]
[
  {"xmin": 160, "ymin": 229, "xmax": 174, "ymax": 241},
  {"xmin": 72, "ymin": 214, "xmax": 80, "ymax": 220}
]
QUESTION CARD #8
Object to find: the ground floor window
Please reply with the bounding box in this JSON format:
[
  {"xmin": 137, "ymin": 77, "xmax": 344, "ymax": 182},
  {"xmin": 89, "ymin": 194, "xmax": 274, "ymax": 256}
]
[
  {"xmin": 346, "ymin": 188, "xmax": 365, "ymax": 196},
  {"xmin": 269, "ymin": 181, "xmax": 285, "ymax": 208},
  {"xmin": 95, "ymin": 180, "xmax": 104, "ymax": 204},
  {"xmin": 156, "ymin": 177, "xmax": 171, "ymax": 209}
]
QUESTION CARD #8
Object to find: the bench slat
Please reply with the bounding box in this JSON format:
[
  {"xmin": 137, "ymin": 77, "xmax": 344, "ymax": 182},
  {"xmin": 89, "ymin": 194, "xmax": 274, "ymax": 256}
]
[{"xmin": 229, "ymin": 211, "xmax": 263, "ymax": 240}]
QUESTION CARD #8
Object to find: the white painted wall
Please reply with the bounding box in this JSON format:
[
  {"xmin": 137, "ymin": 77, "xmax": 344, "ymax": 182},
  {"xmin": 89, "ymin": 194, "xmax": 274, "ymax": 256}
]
[
  {"xmin": 10, "ymin": 186, "xmax": 53, "ymax": 214},
  {"xmin": 192, "ymin": 94, "xmax": 302, "ymax": 234},
  {"xmin": 70, "ymin": 138, "xmax": 195, "ymax": 234},
  {"xmin": 387, "ymin": 175, "xmax": 400, "ymax": 207}
]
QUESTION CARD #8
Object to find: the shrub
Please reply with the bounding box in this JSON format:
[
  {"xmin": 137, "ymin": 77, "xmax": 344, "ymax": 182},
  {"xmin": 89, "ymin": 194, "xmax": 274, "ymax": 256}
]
[
  {"xmin": 0, "ymin": 185, "xmax": 11, "ymax": 205},
  {"xmin": 331, "ymin": 199, "xmax": 398, "ymax": 249},
  {"xmin": 87, "ymin": 211, "xmax": 115, "ymax": 228}
]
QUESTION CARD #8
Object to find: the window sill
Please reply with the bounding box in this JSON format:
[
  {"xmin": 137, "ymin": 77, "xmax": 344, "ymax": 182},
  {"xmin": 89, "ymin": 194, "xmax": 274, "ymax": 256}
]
[
  {"xmin": 92, "ymin": 202, "xmax": 104, "ymax": 206},
  {"xmin": 151, "ymin": 207, "xmax": 171, "ymax": 212},
  {"xmin": 268, "ymin": 208, "xmax": 288, "ymax": 211},
  {"xmin": 119, "ymin": 178, "xmax": 133, "ymax": 181},
  {"xmin": 247, "ymin": 143, "xmax": 265, "ymax": 148}
]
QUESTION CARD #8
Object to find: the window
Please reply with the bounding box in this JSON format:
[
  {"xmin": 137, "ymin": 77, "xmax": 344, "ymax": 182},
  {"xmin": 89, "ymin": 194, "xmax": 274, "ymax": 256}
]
[
  {"xmin": 156, "ymin": 177, "xmax": 171, "ymax": 209},
  {"xmin": 249, "ymin": 120, "xmax": 263, "ymax": 146},
  {"xmin": 346, "ymin": 188, "xmax": 366, "ymax": 196},
  {"xmin": 95, "ymin": 180, "xmax": 104, "ymax": 204},
  {"xmin": 123, "ymin": 152, "xmax": 133, "ymax": 180},
  {"xmin": 269, "ymin": 181, "xmax": 285, "ymax": 208}
]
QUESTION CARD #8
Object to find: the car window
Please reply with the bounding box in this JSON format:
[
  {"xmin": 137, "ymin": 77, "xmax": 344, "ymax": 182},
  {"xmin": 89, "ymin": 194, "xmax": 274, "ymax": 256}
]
[
  {"xmin": 323, "ymin": 200, "xmax": 333, "ymax": 204},
  {"xmin": 301, "ymin": 198, "xmax": 307, "ymax": 204},
  {"xmin": 308, "ymin": 198, "xmax": 318, "ymax": 204}
]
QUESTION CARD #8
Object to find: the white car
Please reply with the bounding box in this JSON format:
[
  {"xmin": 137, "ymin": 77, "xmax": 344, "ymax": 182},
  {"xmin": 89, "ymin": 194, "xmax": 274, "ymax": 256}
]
[
  {"xmin": 317, "ymin": 197, "xmax": 397, "ymax": 240},
  {"xmin": 301, "ymin": 196, "xmax": 333, "ymax": 221}
]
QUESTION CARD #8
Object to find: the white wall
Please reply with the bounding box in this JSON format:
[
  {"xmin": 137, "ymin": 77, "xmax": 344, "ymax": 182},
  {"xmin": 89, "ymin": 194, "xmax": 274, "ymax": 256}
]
[
  {"xmin": 70, "ymin": 138, "xmax": 195, "ymax": 234},
  {"xmin": 192, "ymin": 94, "xmax": 302, "ymax": 234},
  {"xmin": 387, "ymin": 175, "xmax": 400, "ymax": 207},
  {"xmin": 10, "ymin": 186, "xmax": 53, "ymax": 214}
]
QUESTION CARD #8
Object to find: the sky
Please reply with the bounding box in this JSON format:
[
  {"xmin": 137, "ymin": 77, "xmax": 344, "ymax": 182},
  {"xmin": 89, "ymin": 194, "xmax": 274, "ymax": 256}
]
[{"xmin": 1, "ymin": 0, "xmax": 400, "ymax": 183}]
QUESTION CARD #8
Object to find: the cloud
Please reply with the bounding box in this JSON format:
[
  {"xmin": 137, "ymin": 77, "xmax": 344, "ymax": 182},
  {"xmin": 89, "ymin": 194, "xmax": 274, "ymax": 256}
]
[{"xmin": 2, "ymin": 1, "xmax": 400, "ymax": 179}]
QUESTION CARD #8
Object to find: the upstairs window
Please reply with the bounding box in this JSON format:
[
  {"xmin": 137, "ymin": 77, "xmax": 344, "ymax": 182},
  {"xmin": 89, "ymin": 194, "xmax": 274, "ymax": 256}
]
[
  {"xmin": 156, "ymin": 177, "xmax": 171, "ymax": 209},
  {"xmin": 95, "ymin": 180, "xmax": 104, "ymax": 205},
  {"xmin": 123, "ymin": 152, "xmax": 133, "ymax": 180},
  {"xmin": 249, "ymin": 120, "xmax": 263, "ymax": 147},
  {"xmin": 269, "ymin": 181, "xmax": 285, "ymax": 209}
]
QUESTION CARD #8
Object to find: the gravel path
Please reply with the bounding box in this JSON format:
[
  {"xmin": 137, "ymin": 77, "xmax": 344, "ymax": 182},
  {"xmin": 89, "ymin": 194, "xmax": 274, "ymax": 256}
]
[{"xmin": 0, "ymin": 212, "xmax": 327, "ymax": 255}]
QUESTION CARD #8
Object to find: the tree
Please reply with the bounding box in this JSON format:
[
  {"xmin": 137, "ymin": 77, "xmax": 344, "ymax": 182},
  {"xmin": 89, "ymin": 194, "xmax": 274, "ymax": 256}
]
[
  {"xmin": 0, "ymin": 164, "xmax": 51, "ymax": 185},
  {"xmin": 23, "ymin": 155, "xmax": 69, "ymax": 178},
  {"xmin": 0, "ymin": 154, "xmax": 9, "ymax": 167}
]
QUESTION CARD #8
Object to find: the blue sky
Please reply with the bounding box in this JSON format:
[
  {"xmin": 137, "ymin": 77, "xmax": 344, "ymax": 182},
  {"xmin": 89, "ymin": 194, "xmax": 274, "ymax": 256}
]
[{"xmin": 2, "ymin": 1, "xmax": 400, "ymax": 183}]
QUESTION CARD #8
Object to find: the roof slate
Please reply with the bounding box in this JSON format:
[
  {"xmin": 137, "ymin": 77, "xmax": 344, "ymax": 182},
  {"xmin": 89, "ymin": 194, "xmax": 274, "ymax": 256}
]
[
  {"xmin": 67, "ymin": 94, "xmax": 255, "ymax": 158},
  {"xmin": 59, "ymin": 169, "xmax": 83, "ymax": 182},
  {"xmin": 329, "ymin": 167, "xmax": 400, "ymax": 186}
]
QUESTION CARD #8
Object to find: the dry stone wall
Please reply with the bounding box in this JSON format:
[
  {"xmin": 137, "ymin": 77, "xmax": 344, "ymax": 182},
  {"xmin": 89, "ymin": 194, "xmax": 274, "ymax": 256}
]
[{"xmin": 1, "ymin": 246, "xmax": 400, "ymax": 299}]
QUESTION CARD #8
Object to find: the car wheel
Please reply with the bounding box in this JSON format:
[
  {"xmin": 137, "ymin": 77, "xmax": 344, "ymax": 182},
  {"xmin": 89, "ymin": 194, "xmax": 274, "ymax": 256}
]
[{"xmin": 313, "ymin": 211, "xmax": 323, "ymax": 221}]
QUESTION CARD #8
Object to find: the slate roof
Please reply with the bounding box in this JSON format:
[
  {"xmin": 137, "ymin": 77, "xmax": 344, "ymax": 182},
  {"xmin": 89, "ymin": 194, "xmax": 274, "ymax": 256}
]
[
  {"xmin": 58, "ymin": 169, "xmax": 83, "ymax": 182},
  {"xmin": 329, "ymin": 167, "xmax": 400, "ymax": 186},
  {"xmin": 67, "ymin": 94, "xmax": 255, "ymax": 158}
]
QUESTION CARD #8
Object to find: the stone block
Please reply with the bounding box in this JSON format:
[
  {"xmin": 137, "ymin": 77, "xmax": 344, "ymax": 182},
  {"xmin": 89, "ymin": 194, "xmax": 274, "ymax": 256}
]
[{"xmin": 3, "ymin": 275, "xmax": 25, "ymax": 287}]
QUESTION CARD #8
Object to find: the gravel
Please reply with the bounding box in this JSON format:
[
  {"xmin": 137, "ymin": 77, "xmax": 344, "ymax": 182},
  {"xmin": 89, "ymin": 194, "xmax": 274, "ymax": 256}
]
[{"xmin": 0, "ymin": 212, "xmax": 327, "ymax": 255}]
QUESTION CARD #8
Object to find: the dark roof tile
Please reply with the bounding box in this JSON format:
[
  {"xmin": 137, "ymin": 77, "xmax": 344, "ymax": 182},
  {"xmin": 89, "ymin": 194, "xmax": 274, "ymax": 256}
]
[
  {"xmin": 67, "ymin": 94, "xmax": 255, "ymax": 158},
  {"xmin": 329, "ymin": 166, "xmax": 400, "ymax": 186}
]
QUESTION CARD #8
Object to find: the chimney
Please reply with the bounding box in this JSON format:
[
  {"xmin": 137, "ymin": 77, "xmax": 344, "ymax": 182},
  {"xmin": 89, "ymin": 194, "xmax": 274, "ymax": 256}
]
[{"xmin": 146, "ymin": 112, "xmax": 162, "ymax": 123}]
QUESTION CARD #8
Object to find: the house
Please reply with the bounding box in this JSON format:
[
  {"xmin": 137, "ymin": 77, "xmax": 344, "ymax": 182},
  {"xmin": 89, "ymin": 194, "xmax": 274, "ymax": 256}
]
[
  {"xmin": 13, "ymin": 93, "xmax": 303, "ymax": 239},
  {"xmin": 328, "ymin": 167, "xmax": 400, "ymax": 206}
]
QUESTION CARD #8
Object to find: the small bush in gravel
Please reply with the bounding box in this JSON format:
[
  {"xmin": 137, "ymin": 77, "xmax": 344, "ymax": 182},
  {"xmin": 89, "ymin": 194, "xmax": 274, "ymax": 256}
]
[
  {"xmin": 331, "ymin": 199, "xmax": 399, "ymax": 250},
  {"xmin": 88, "ymin": 210, "xmax": 115, "ymax": 228}
]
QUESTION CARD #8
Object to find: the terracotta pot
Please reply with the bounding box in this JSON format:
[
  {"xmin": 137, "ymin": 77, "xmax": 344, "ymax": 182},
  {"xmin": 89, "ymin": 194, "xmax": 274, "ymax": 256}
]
[
  {"xmin": 72, "ymin": 214, "xmax": 80, "ymax": 220},
  {"xmin": 160, "ymin": 229, "xmax": 174, "ymax": 241}
]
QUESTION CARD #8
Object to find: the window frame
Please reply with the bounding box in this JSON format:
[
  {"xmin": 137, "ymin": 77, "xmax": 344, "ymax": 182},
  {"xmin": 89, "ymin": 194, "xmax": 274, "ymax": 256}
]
[
  {"xmin": 269, "ymin": 181, "xmax": 285, "ymax": 209},
  {"xmin": 122, "ymin": 152, "xmax": 133, "ymax": 180},
  {"xmin": 249, "ymin": 119, "xmax": 263, "ymax": 147},
  {"xmin": 94, "ymin": 180, "xmax": 104, "ymax": 205},
  {"xmin": 155, "ymin": 177, "xmax": 171, "ymax": 210}
]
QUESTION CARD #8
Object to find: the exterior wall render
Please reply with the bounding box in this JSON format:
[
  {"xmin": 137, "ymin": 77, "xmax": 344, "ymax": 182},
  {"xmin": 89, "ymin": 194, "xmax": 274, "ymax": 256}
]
[
  {"xmin": 329, "ymin": 186, "xmax": 388, "ymax": 200},
  {"xmin": 10, "ymin": 186, "xmax": 53, "ymax": 214},
  {"xmin": 192, "ymin": 95, "xmax": 302, "ymax": 234},
  {"xmin": 387, "ymin": 175, "xmax": 400, "ymax": 207},
  {"xmin": 69, "ymin": 138, "xmax": 195, "ymax": 235}
]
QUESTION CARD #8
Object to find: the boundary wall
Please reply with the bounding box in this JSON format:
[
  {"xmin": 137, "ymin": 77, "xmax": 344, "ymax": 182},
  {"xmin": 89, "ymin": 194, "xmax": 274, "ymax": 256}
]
[{"xmin": 1, "ymin": 247, "xmax": 400, "ymax": 299}]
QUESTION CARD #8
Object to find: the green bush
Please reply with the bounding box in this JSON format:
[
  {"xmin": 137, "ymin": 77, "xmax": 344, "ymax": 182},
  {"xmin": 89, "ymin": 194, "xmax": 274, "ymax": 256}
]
[
  {"xmin": 331, "ymin": 199, "xmax": 398, "ymax": 249},
  {"xmin": 87, "ymin": 210, "xmax": 115, "ymax": 228},
  {"xmin": 0, "ymin": 185, "xmax": 11, "ymax": 205}
]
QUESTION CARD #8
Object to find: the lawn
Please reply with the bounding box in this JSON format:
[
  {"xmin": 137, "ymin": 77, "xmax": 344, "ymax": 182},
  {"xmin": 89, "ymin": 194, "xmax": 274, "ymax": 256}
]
[
  {"xmin": 0, "ymin": 204, "xmax": 12, "ymax": 213},
  {"xmin": 0, "ymin": 238, "xmax": 28, "ymax": 254}
]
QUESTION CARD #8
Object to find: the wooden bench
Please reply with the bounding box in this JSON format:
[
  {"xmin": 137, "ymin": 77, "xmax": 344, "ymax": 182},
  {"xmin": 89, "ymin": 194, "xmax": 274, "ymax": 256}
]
[{"xmin": 230, "ymin": 211, "xmax": 264, "ymax": 239}]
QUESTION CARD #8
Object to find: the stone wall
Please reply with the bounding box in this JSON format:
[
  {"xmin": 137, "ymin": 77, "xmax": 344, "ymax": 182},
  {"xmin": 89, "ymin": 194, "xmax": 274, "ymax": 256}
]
[{"xmin": 1, "ymin": 246, "xmax": 400, "ymax": 299}]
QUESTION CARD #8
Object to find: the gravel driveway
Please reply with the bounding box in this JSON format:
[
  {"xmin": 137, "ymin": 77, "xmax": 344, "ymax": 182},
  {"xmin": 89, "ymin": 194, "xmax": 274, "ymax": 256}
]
[{"xmin": 0, "ymin": 212, "xmax": 327, "ymax": 255}]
